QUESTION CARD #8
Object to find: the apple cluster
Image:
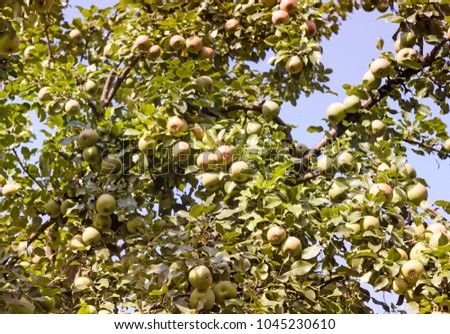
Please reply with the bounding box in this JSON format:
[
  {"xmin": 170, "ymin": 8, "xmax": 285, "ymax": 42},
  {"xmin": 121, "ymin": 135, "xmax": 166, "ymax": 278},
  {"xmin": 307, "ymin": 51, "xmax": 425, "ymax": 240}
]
[{"xmin": 267, "ymin": 226, "xmax": 302, "ymax": 258}]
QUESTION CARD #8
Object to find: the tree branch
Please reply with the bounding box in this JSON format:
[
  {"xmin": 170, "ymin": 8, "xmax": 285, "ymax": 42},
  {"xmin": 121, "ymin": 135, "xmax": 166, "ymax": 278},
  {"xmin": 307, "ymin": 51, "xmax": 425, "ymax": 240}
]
[
  {"xmin": 101, "ymin": 69, "xmax": 115, "ymax": 106},
  {"xmin": 12, "ymin": 148, "xmax": 45, "ymax": 190},
  {"xmin": 43, "ymin": 22, "xmax": 54, "ymax": 61},
  {"xmin": 403, "ymin": 136, "xmax": 450, "ymax": 157},
  {"xmin": 27, "ymin": 219, "xmax": 55, "ymax": 245},
  {"xmin": 104, "ymin": 57, "xmax": 141, "ymax": 107}
]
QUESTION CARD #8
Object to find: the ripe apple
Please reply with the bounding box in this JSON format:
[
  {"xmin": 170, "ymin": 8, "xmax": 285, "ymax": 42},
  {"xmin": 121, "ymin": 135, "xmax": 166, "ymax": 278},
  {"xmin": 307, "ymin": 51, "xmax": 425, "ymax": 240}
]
[
  {"xmin": 399, "ymin": 163, "xmax": 416, "ymax": 179},
  {"xmin": 172, "ymin": 141, "xmax": 191, "ymax": 161},
  {"xmin": 246, "ymin": 121, "xmax": 262, "ymax": 136},
  {"xmin": 336, "ymin": 151, "xmax": 354, "ymax": 172},
  {"xmin": 225, "ymin": 19, "xmax": 239, "ymax": 33},
  {"xmin": 392, "ymin": 187, "xmax": 407, "ymax": 205},
  {"xmin": 190, "ymin": 288, "xmax": 215, "ymax": 311},
  {"xmin": 186, "ymin": 36, "xmax": 203, "ymax": 53},
  {"xmin": 69, "ymin": 234, "xmax": 85, "ymax": 250},
  {"xmin": 317, "ymin": 155, "xmax": 334, "ymax": 173},
  {"xmin": 409, "ymin": 242, "xmax": 428, "ymax": 261},
  {"xmin": 370, "ymin": 58, "xmax": 392, "ymax": 78},
  {"xmin": 202, "ymin": 173, "xmax": 220, "ymax": 192},
  {"xmin": 362, "ymin": 70, "xmax": 381, "ymax": 89},
  {"xmin": 393, "ymin": 277, "xmax": 409, "ymax": 294},
  {"xmin": 229, "ymin": 161, "xmax": 250, "ymax": 182},
  {"xmin": 197, "ymin": 152, "xmax": 217, "ymax": 171},
  {"xmin": 285, "ymin": 56, "xmax": 304, "ymax": 74},
  {"xmin": 326, "ymin": 102, "xmax": 347, "ymax": 124},
  {"xmin": 199, "ymin": 46, "xmax": 215, "ymax": 59},
  {"xmin": 82, "ymin": 227, "xmax": 101, "ymax": 245},
  {"xmin": 272, "ymin": 10, "xmax": 290, "ymax": 25},
  {"xmin": 78, "ymin": 129, "xmax": 100, "ymax": 148},
  {"xmin": 369, "ymin": 183, "xmax": 393, "ymax": 204},
  {"xmin": 428, "ymin": 232, "xmax": 448, "ymax": 248},
  {"xmin": 2, "ymin": 182, "xmax": 19, "ymax": 196},
  {"xmin": 406, "ymin": 183, "xmax": 428, "ymax": 205},
  {"xmin": 267, "ymin": 226, "xmax": 287, "ymax": 244},
  {"xmin": 147, "ymin": 45, "xmax": 161, "ymax": 60},
  {"xmin": 69, "ymin": 29, "xmax": 83, "ymax": 44},
  {"xmin": 32, "ymin": 0, "xmax": 53, "ymax": 12},
  {"xmin": 215, "ymin": 145, "xmax": 233, "ymax": 166},
  {"xmin": 45, "ymin": 200, "xmax": 61, "ymax": 218},
  {"xmin": 329, "ymin": 182, "xmax": 346, "ymax": 203},
  {"xmin": 396, "ymin": 47, "xmax": 419, "ymax": 69},
  {"xmin": 189, "ymin": 265, "xmax": 213, "ymax": 289},
  {"xmin": 138, "ymin": 133, "xmax": 157, "ymax": 152},
  {"xmin": 83, "ymin": 79, "xmax": 97, "ymax": 93},
  {"xmin": 401, "ymin": 259, "xmax": 424, "ymax": 284},
  {"xmin": 101, "ymin": 154, "xmax": 122, "ymax": 175},
  {"xmin": 74, "ymin": 276, "xmax": 93, "ymax": 289},
  {"xmin": 192, "ymin": 127, "xmax": 204, "ymax": 140},
  {"xmin": 60, "ymin": 199, "xmax": 75, "ymax": 216},
  {"xmin": 134, "ymin": 35, "xmax": 151, "ymax": 51},
  {"xmin": 343, "ymin": 95, "xmax": 361, "ymax": 114},
  {"xmin": 65, "ymin": 99, "xmax": 81, "ymax": 115},
  {"xmin": 169, "ymin": 35, "xmax": 186, "ymax": 50},
  {"xmin": 83, "ymin": 146, "xmax": 101, "ymax": 164},
  {"xmin": 0, "ymin": 33, "xmax": 20, "ymax": 54},
  {"xmin": 304, "ymin": 21, "xmax": 317, "ymax": 38},
  {"xmin": 363, "ymin": 215, "xmax": 380, "ymax": 230},
  {"xmin": 212, "ymin": 281, "xmax": 238, "ymax": 304},
  {"xmin": 195, "ymin": 76, "xmax": 214, "ymax": 92},
  {"xmin": 282, "ymin": 236, "xmax": 302, "ymax": 258},
  {"xmin": 96, "ymin": 194, "xmax": 117, "ymax": 216},
  {"xmin": 370, "ymin": 120, "xmax": 386, "ymax": 137},
  {"xmin": 93, "ymin": 213, "xmax": 112, "ymax": 232},
  {"xmin": 24, "ymin": 45, "xmax": 37, "ymax": 59},
  {"xmin": 280, "ymin": 0, "xmax": 297, "ymax": 14},
  {"xmin": 443, "ymin": 138, "xmax": 450, "ymax": 152},
  {"xmin": 38, "ymin": 86, "xmax": 51, "ymax": 101},
  {"xmin": 262, "ymin": 100, "xmax": 280, "ymax": 119},
  {"xmin": 167, "ymin": 116, "xmax": 188, "ymax": 137}
]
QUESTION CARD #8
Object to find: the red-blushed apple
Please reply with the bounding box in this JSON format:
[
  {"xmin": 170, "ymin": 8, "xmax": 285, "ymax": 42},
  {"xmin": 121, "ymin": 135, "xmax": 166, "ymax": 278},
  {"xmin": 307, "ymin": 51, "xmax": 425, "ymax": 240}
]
[
  {"xmin": 215, "ymin": 145, "xmax": 233, "ymax": 166},
  {"xmin": 186, "ymin": 36, "xmax": 203, "ymax": 53},
  {"xmin": 272, "ymin": 10, "xmax": 290, "ymax": 25},
  {"xmin": 285, "ymin": 55, "xmax": 304, "ymax": 74},
  {"xmin": 197, "ymin": 152, "xmax": 217, "ymax": 171},
  {"xmin": 134, "ymin": 35, "xmax": 151, "ymax": 51},
  {"xmin": 199, "ymin": 46, "xmax": 215, "ymax": 59},
  {"xmin": 172, "ymin": 141, "xmax": 191, "ymax": 161},
  {"xmin": 167, "ymin": 116, "xmax": 188, "ymax": 137},
  {"xmin": 192, "ymin": 127, "xmax": 204, "ymax": 140},
  {"xmin": 266, "ymin": 226, "xmax": 286, "ymax": 244},
  {"xmin": 147, "ymin": 45, "xmax": 161, "ymax": 60},
  {"xmin": 304, "ymin": 21, "xmax": 316, "ymax": 38},
  {"xmin": 225, "ymin": 19, "xmax": 239, "ymax": 33},
  {"xmin": 280, "ymin": 0, "xmax": 298, "ymax": 14},
  {"xmin": 369, "ymin": 183, "xmax": 393, "ymax": 204},
  {"xmin": 169, "ymin": 35, "xmax": 186, "ymax": 50}
]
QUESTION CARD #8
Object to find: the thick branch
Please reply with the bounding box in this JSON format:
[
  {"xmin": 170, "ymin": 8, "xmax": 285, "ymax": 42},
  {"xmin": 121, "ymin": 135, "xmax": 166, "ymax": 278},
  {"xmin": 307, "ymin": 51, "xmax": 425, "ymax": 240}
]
[
  {"xmin": 43, "ymin": 22, "xmax": 54, "ymax": 61},
  {"xmin": 12, "ymin": 148, "xmax": 45, "ymax": 190},
  {"xmin": 104, "ymin": 57, "xmax": 141, "ymax": 107},
  {"xmin": 27, "ymin": 219, "xmax": 54, "ymax": 245},
  {"xmin": 101, "ymin": 69, "xmax": 116, "ymax": 106}
]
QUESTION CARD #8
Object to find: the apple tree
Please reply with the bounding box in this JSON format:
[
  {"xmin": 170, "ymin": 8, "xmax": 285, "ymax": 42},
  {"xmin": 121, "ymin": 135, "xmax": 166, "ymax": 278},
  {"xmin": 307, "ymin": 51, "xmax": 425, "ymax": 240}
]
[{"xmin": 1, "ymin": 0, "xmax": 450, "ymax": 314}]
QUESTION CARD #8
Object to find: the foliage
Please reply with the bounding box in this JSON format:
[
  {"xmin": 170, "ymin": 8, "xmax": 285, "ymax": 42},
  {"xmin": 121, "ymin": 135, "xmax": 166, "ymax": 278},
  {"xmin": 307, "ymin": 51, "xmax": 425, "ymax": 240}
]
[{"xmin": 1, "ymin": 0, "xmax": 450, "ymax": 314}]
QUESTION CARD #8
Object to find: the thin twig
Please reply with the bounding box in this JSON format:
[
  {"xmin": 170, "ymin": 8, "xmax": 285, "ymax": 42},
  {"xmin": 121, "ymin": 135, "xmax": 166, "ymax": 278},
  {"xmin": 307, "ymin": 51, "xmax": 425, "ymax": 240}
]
[
  {"xmin": 43, "ymin": 22, "xmax": 54, "ymax": 61},
  {"xmin": 11, "ymin": 148, "xmax": 45, "ymax": 190}
]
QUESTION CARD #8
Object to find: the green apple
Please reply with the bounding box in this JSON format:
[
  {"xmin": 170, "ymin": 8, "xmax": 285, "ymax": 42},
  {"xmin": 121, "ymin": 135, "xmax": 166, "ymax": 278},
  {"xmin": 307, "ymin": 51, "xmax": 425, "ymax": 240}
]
[
  {"xmin": 229, "ymin": 161, "xmax": 250, "ymax": 182},
  {"xmin": 392, "ymin": 187, "xmax": 407, "ymax": 205},
  {"xmin": 370, "ymin": 120, "xmax": 386, "ymax": 137},
  {"xmin": 343, "ymin": 95, "xmax": 361, "ymax": 114},
  {"xmin": 69, "ymin": 29, "xmax": 83, "ymax": 44},
  {"xmin": 212, "ymin": 281, "xmax": 237, "ymax": 304},
  {"xmin": 69, "ymin": 234, "xmax": 85, "ymax": 250},
  {"xmin": 396, "ymin": 48, "xmax": 420, "ymax": 69},
  {"xmin": 401, "ymin": 260, "xmax": 424, "ymax": 284},
  {"xmin": 60, "ymin": 199, "xmax": 75, "ymax": 215},
  {"xmin": 266, "ymin": 226, "xmax": 287, "ymax": 244},
  {"xmin": 362, "ymin": 70, "xmax": 381, "ymax": 89},
  {"xmin": 96, "ymin": 194, "xmax": 117, "ymax": 215},
  {"xmin": 370, "ymin": 58, "xmax": 391, "ymax": 78},
  {"xmin": 74, "ymin": 276, "xmax": 93, "ymax": 289},
  {"xmin": 127, "ymin": 217, "xmax": 145, "ymax": 234},
  {"xmin": 428, "ymin": 232, "xmax": 448, "ymax": 248},
  {"xmin": 38, "ymin": 86, "xmax": 51, "ymax": 101},
  {"xmin": 326, "ymin": 102, "xmax": 347, "ymax": 124},
  {"xmin": 78, "ymin": 129, "xmax": 100, "ymax": 148},
  {"xmin": 83, "ymin": 146, "xmax": 101, "ymax": 164},
  {"xmin": 65, "ymin": 99, "xmax": 81, "ymax": 115},
  {"xmin": 262, "ymin": 100, "xmax": 280, "ymax": 119},
  {"xmin": 190, "ymin": 288, "xmax": 215, "ymax": 311},
  {"xmin": 246, "ymin": 121, "xmax": 262, "ymax": 136},
  {"xmin": 45, "ymin": 200, "xmax": 61, "ymax": 218},
  {"xmin": 336, "ymin": 151, "xmax": 354, "ymax": 172},
  {"xmin": 317, "ymin": 155, "xmax": 334, "ymax": 173},
  {"xmin": 293, "ymin": 143, "xmax": 308, "ymax": 157},
  {"xmin": 82, "ymin": 227, "xmax": 101, "ymax": 245},
  {"xmin": 189, "ymin": 265, "xmax": 213, "ymax": 289},
  {"xmin": 393, "ymin": 277, "xmax": 409, "ymax": 294},
  {"xmin": 101, "ymin": 154, "xmax": 122, "ymax": 175},
  {"xmin": 93, "ymin": 213, "xmax": 112, "ymax": 232},
  {"xmin": 169, "ymin": 35, "xmax": 186, "ymax": 50},
  {"xmin": 329, "ymin": 182, "xmax": 346, "ymax": 203},
  {"xmin": 83, "ymin": 79, "xmax": 97, "ymax": 93},
  {"xmin": 285, "ymin": 56, "xmax": 304, "ymax": 74},
  {"xmin": 172, "ymin": 141, "xmax": 191, "ymax": 161},
  {"xmin": 0, "ymin": 32, "xmax": 20, "ymax": 54},
  {"xmin": 195, "ymin": 76, "xmax": 214, "ymax": 92},
  {"xmin": 363, "ymin": 215, "xmax": 380, "ymax": 230},
  {"xmin": 103, "ymin": 43, "xmax": 117, "ymax": 58},
  {"xmin": 399, "ymin": 31, "xmax": 417, "ymax": 48},
  {"xmin": 167, "ymin": 116, "xmax": 188, "ymax": 137},
  {"xmin": 399, "ymin": 163, "xmax": 416, "ymax": 179},
  {"xmin": 281, "ymin": 236, "xmax": 302, "ymax": 258},
  {"xmin": 186, "ymin": 36, "xmax": 203, "ymax": 53},
  {"xmin": 2, "ymin": 182, "xmax": 19, "ymax": 196},
  {"xmin": 202, "ymin": 173, "xmax": 220, "ymax": 191},
  {"xmin": 406, "ymin": 183, "xmax": 428, "ymax": 205},
  {"xmin": 32, "ymin": 0, "xmax": 53, "ymax": 12}
]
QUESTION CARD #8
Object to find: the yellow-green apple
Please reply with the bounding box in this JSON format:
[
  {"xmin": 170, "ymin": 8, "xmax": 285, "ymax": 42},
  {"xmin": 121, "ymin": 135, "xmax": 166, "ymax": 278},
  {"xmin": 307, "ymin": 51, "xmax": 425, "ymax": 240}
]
[
  {"xmin": 363, "ymin": 215, "xmax": 380, "ymax": 230},
  {"xmin": 343, "ymin": 95, "xmax": 361, "ymax": 114},
  {"xmin": 443, "ymin": 138, "xmax": 450, "ymax": 152},
  {"xmin": 69, "ymin": 234, "xmax": 85, "ymax": 250},
  {"xmin": 93, "ymin": 213, "xmax": 112, "ymax": 232},
  {"xmin": 363, "ymin": 70, "xmax": 381, "ymax": 89},
  {"xmin": 167, "ymin": 116, "xmax": 188, "ymax": 137},
  {"xmin": 101, "ymin": 154, "xmax": 122, "ymax": 174},
  {"xmin": 138, "ymin": 132, "xmax": 157, "ymax": 151},
  {"xmin": 0, "ymin": 33, "xmax": 20, "ymax": 54},
  {"xmin": 195, "ymin": 76, "xmax": 214, "ymax": 92},
  {"xmin": 45, "ymin": 200, "xmax": 61, "ymax": 218},
  {"xmin": 392, "ymin": 187, "xmax": 407, "ymax": 205},
  {"xmin": 370, "ymin": 58, "xmax": 392, "ymax": 78},
  {"xmin": 186, "ymin": 36, "xmax": 203, "ymax": 53},
  {"xmin": 336, "ymin": 151, "xmax": 354, "ymax": 172},
  {"xmin": 83, "ymin": 146, "xmax": 101, "ymax": 164},
  {"xmin": 262, "ymin": 100, "xmax": 280, "ymax": 119},
  {"xmin": 281, "ymin": 236, "xmax": 302, "ymax": 258},
  {"xmin": 201, "ymin": 173, "xmax": 220, "ymax": 191},
  {"xmin": 65, "ymin": 99, "xmax": 81, "ymax": 115},
  {"xmin": 96, "ymin": 194, "xmax": 116, "ymax": 215},
  {"xmin": 399, "ymin": 163, "xmax": 416, "ymax": 179},
  {"xmin": 74, "ymin": 276, "xmax": 93, "ymax": 289},
  {"xmin": 246, "ymin": 121, "xmax": 262, "ymax": 136},
  {"xmin": 212, "ymin": 281, "xmax": 237, "ymax": 304},
  {"xmin": 229, "ymin": 161, "xmax": 250, "ymax": 182},
  {"xmin": 169, "ymin": 35, "xmax": 186, "ymax": 50},
  {"xmin": 266, "ymin": 226, "xmax": 286, "ymax": 244},
  {"xmin": 329, "ymin": 182, "xmax": 346, "ymax": 203},
  {"xmin": 396, "ymin": 47, "xmax": 419, "ymax": 69},
  {"xmin": 326, "ymin": 102, "xmax": 347, "ymax": 124},
  {"xmin": 172, "ymin": 141, "xmax": 191, "ymax": 161},
  {"xmin": 401, "ymin": 260, "xmax": 424, "ymax": 284},
  {"xmin": 78, "ymin": 129, "xmax": 100, "ymax": 148},
  {"xmin": 370, "ymin": 120, "xmax": 386, "ymax": 137},
  {"xmin": 24, "ymin": 45, "xmax": 37, "ymax": 59},
  {"xmin": 189, "ymin": 265, "xmax": 213, "ymax": 289},
  {"xmin": 82, "ymin": 227, "xmax": 101, "ymax": 245},
  {"xmin": 406, "ymin": 183, "xmax": 428, "ymax": 205},
  {"xmin": 285, "ymin": 55, "xmax": 303, "ymax": 74},
  {"xmin": 69, "ymin": 29, "xmax": 83, "ymax": 44},
  {"xmin": 2, "ymin": 182, "xmax": 19, "ymax": 196},
  {"xmin": 293, "ymin": 143, "xmax": 308, "ymax": 157},
  {"xmin": 38, "ymin": 86, "xmax": 51, "ymax": 101},
  {"xmin": 83, "ymin": 79, "xmax": 97, "ymax": 93},
  {"xmin": 190, "ymin": 288, "xmax": 215, "ymax": 310},
  {"xmin": 317, "ymin": 155, "xmax": 334, "ymax": 173},
  {"xmin": 60, "ymin": 199, "xmax": 75, "ymax": 215},
  {"xmin": 409, "ymin": 242, "xmax": 428, "ymax": 261},
  {"xmin": 392, "ymin": 277, "xmax": 409, "ymax": 294}
]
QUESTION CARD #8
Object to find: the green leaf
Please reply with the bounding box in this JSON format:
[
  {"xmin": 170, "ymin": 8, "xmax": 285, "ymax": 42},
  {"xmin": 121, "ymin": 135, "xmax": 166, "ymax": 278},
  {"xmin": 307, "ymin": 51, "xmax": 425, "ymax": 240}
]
[{"xmin": 301, "ymin": 245, "xmax": 321, "ymax": 260}]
